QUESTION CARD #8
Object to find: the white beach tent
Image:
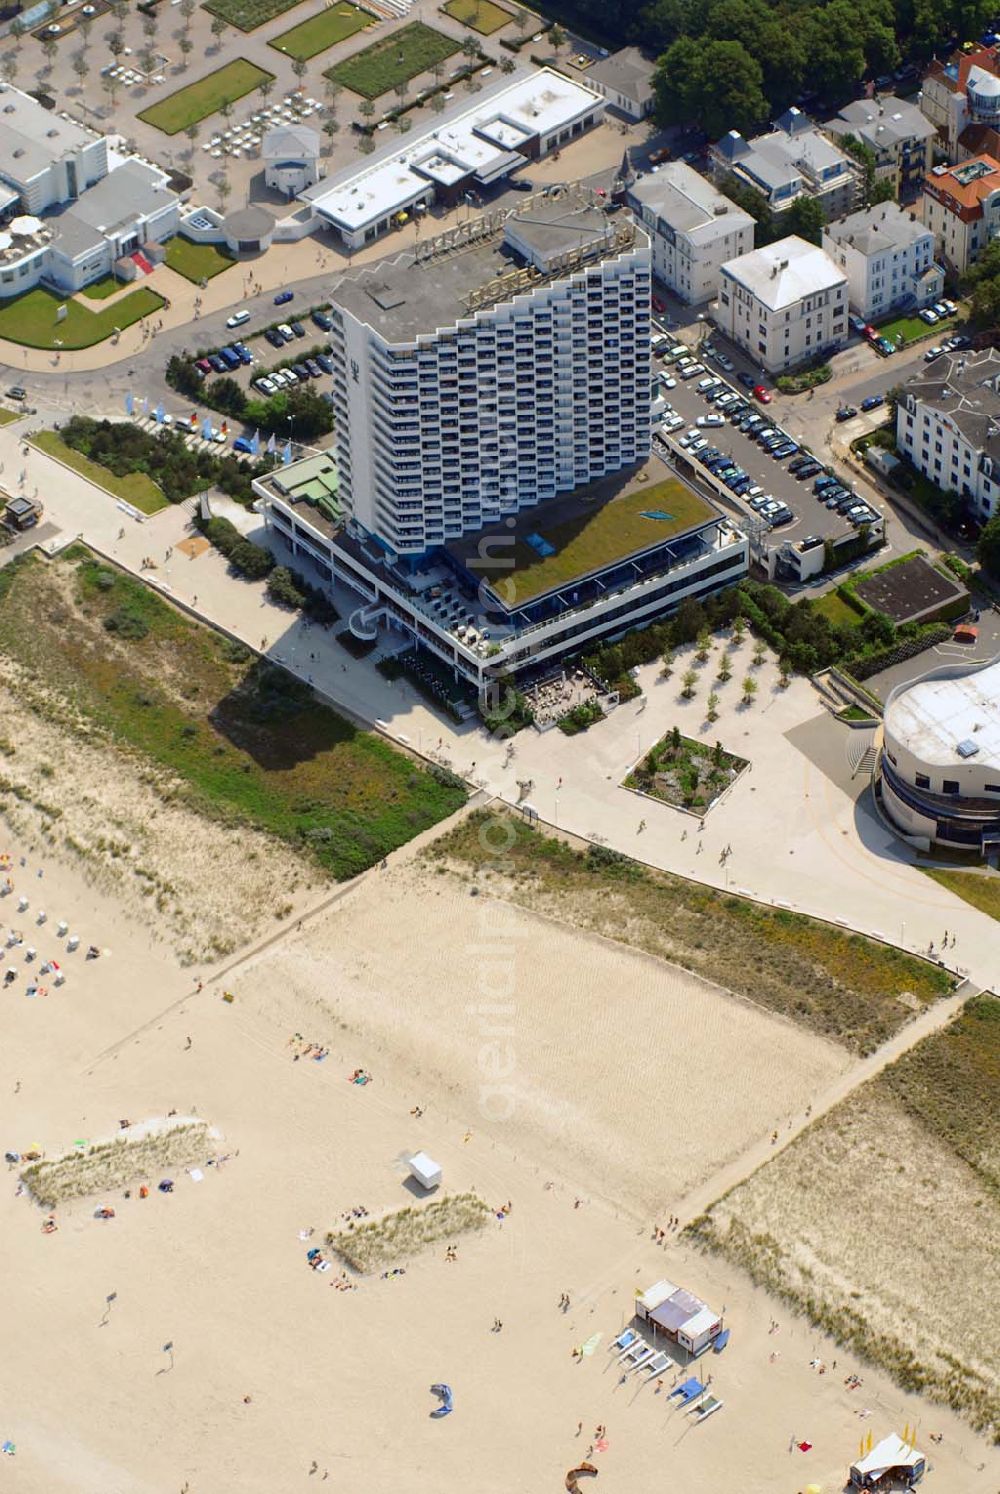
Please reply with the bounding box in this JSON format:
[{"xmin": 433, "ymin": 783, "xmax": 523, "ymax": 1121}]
[
  {"xmin": 408, "ymin": 1152, "xmax": 443, "ymax": 1191},
  {"xmin": 849, "ymin": 1432, "xmax": 926, "ymax": 1488}
]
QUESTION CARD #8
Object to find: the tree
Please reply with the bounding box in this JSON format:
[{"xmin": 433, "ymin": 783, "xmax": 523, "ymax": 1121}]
[
  {"xmin": 461, "ymin": 33, "xmax": 481, "ymax": 62},
  {"xmin": 512, "ymin": 5, "xmax": 528, "ymax": 34},
  {"xmin": 395, "ymin": 114, "xmax": 413, "ymax": 133},
  {"xmin": 180, "ymin": 0, "xmax": 196, "ymax": 27},
  {"xmin": 72, "ymin": 51, "xmax": 89, "ymax": 88},
  {"xmin": 717, "ymin": 654, "xmax": 732, "ymax": 683},
  {"xmin": 661, "ymin": 646, "xmax": 674, "ymax": 676},
  {"xmin": 216, "ymin": 174, "xmax": 231, "ymax": 211},
  {"xmin": 741, "ymin": 675, "xmax": 758, "ymax": 705},
  {"xmin": 260, "ymin": 76, "xmax": 274, "ymax": 103},
  {"xmin": 357, "ymin": 133, "xmax": 376, "ymax": 154},
  {"xmin": 681, "ymin": 667, "xmax": 698, "ymax": 698},
  {"xmin": 359, "ymin": 99, "xmax": 376, "ymax": 121},
  {"xmin": 695, "ymin": 626, "xmax": 711, "ymax": 662},
  {"xmin": 322, "ymin": 117, "xmax": 340, "ymax": 153},
  {"xmin": 211, "ymin": 13, "xmax": 227, "ymax": 46},
  {"xmin": 178, "ymin": 34, "xmax": 194, "ymax": 68},
  {"xmin": 140, "ymin": 46, "xmax": 158, "ymax": 78},
  {"xmin": 184, "ymin": 122, "xmax": 200, "ymax": 157},
  {"xmin": 142, "ymin": 13, "xmax": 159, "ymax": 42},
  {"xmin": 324, "ymin": 77, "xmax": 342, "ymax": 109},
  {"xmin": 41, "ymin": 35, "xmax": 58, "ymax": 71},
  {"xmin": 779, "ymin": 656, "xmax": 792, "ymax": 688},
  {"xmin": 108, "ymin": 30, "xmax": 126, "ymax": 62},
  {"xmin": 731, "ymin": 615, "xmax": 746, "ymax": 644},
  {"xmin": 654, "ymin": 37, "xmax": 767, "ymax": 140},
  {"xmin": 430, "ymin": 91, "xmax": 446, "ymax": 113},
  {"xmin": 292, "ymin": 57, "xmax": 308, "ymax": 85},
  {"xmin": 752, "ymin": 640, "xmax": 766, "ymax": 666},
  {"xmin": 9, "ymin": 17, "xmax": 24, "ymax": 50},
  {"xmin": 500, "ymin": 56, "xmax": 516, "ymax": 75},
  {"xmin": 870, "ymin": 177, "xmax": 896, "ymax": 206},
  {"xmin": 548, "ymin": 22, "xmax": 566, "ymax": 53},
  {"xmin": 718, "ymin": 171, "xmax": 774, "ymax": 245},
  {"xmin": 803, "ymin": 0, "xmax": 867, "ymax": 100},
  {"xmin": 101, "ymin": 71, "xmax": 120, "ymax": 110},
  {"xmin": 669, "ymin": 724, "xmax": 682, "ymax": 753},
  {"xmin": 393, "ymin": 78, "xmax": 408, "ymax": 105},
  {"xmin": 0, "ymin": 56, "xmax": 17, "ymax": 86},
  {"xmin": 977, "ymin": 512, "xmax": 1000, "ymax": 578},
  {"xmin": 784, "ymin": 194, "xmax": 826, "ymax": 246},
  {"xmin": 706, "ymin": 691, "xmax": 720, "ymax": 722}
]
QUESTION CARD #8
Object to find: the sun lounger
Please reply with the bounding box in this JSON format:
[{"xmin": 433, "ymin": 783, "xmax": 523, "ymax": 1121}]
[
  {"xmin": 690, "ymin": 1394, "xmax": 724, "ymax": 1421},
  {"xmin": 642, "ymin": 1351, "xmax": 674, "ymax": 1378},
  {"xmin": 622, "ymin": 1340, "xmax": 651, "ymax": 1367},
  {"xmin": 611, "ymin": 1328, "xmax": 639, "ymax": 1354}
]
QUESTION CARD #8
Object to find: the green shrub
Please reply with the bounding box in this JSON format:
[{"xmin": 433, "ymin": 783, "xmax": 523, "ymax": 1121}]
[
  {"xmin": 104, "ymin": 606, "xmax": 149, "ymax": 640},
  {"xmin": 266, "ymin": 565, "xmax": 306, "ymax": 609}
]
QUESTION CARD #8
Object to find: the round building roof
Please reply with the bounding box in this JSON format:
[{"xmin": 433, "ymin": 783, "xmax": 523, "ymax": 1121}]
[
  {"xmin": 884, "ymin": 655, "xmax": 1000, "ymax": 771},
  {"xmin": 222, "ymin": 205, "xmax": 275, "ymax": 240}
]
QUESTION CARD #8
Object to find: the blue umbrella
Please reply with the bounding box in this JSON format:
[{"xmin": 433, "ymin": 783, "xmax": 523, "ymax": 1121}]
[{"xmin": 429, "ymin": 1383, "xmax": 453, "ymax": 1418}]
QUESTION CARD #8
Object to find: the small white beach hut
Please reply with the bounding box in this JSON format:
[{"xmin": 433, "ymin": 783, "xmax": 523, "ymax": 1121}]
[
  {"xmin": 408, "ymin": 1152, "xmax": 442, "ymax": 1191},
  {"xmin": 849, "ymin": 1432, "xmax": 926, "ymax": 1488}
]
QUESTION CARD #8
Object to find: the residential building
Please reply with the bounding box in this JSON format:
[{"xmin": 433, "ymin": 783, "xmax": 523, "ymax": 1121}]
[
  {"xmin": 922, "ymin": 154, "xmax": 1000, "ymax": 272},
  {"xmin": 263, "ymin": 124, "xmax": 321, "ymax": 197},
  {"xmin": 896, "ymin": 347, "xmax": 1000, "ymax": 522},
  {"xmin": 877, "ymin": 655, "xmax": 1000, "ymax": 854},
  {"xmin": 587, "ymin": 47, "xmax": 655, "ymax": 120},
  {"xmin": 716, "ymin": 234, "xmax": 848, "ymax": 373},
  {"xmin": 0, "ymin": 84, "xmax": 179, "ymax": 299},
  {"xmin": 825, "ymin": 97, "xmax": 936, "ymax": 197},
  {"xmin": 921, "ymin": 44, "xmax": 1000, "ymax": 156},
  {"xmin": 627, "ymin": 162, "xmax": 754, "ymax": 304},
  {"xmin": 256, "ymin": 192, "xmax": 748, "ymax": 687},
  {"xmin": 822, "ymin": 202, "xmax": 942, "ymax": 321},
  {"xmin": 300, "ymin": 68, "xmax": 605, "ymax": 250},
  {"xmin": 710, "ymin": 107, "xmax": 859, "ymax": 222}
]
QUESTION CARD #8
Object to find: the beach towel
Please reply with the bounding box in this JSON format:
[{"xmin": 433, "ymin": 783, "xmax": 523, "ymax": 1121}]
[{"xmin": 188, "ymin": 1168, "xmax": 204, "ymax": 1183}]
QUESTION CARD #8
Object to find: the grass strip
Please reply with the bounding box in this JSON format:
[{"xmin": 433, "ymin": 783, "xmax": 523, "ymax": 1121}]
[{"xmin": 31, "ymin": 431, "xmax": 167, "ymax": 515}]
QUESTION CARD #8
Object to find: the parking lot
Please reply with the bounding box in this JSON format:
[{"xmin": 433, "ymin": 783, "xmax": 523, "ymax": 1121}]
[
  {"xmin": 193, "ymin": 306, "xmax": 336, "ymax": 399},
  {"xmin": 652, "ymin": 347, "xmax": 884, "ymax": 547}
]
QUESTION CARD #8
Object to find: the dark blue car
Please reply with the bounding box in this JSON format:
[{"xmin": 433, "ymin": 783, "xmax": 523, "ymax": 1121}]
[{"xmin": 274, "ymin": 290, "xmax": 294, "ymax": 306}]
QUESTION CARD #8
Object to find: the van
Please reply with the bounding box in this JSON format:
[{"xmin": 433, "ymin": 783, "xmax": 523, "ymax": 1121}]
[{"xmin": 226, "ymin": 308, "xmax": 251, "ymax": 329}]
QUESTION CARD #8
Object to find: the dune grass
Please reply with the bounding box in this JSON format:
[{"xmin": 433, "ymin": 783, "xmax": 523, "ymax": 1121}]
[
  {"xmin": 0, "ymin": 551, "xmax": 466, "ymax": 881},
  {"xmin": 426, "ymin": 810, "xmax": 953, "ymax": 1052},
  {"xmin": 328, "ymin": 1192, "xmax": 491, "ymax": 1272},
  {"xmin": 21, "ymin": 1122, "xmax": 213, "ymax": 1208}
]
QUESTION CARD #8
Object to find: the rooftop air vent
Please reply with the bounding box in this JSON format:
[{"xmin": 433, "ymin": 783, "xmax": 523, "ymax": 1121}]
[{"xmin": 956, "ymin": 738, "xmax": 980, "ymax": 757}]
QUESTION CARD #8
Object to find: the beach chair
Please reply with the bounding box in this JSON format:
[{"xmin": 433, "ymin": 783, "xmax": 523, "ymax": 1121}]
[
  {"xmin": 610, "ymin": 1328, "xmax": 639, "ymax": 1355},
  {"xmin": 622, "ymin": 1339, "xmax": 652, "ymax": 1367},
  {"xmin": 690, "ymin": 1394, "xmax": 724, "ymax": 1421},
  {"xmin": 628, "ymin": 1347, "xmax": 657, "ymax": 1373},
  {"xmin": 642, "ymin": 1351, "xmax": 674, "ymax": 1378}
]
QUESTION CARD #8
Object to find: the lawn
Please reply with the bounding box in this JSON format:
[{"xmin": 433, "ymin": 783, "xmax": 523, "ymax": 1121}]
[
  {"xmin": 449, "ymin": 478, "xmax": 715, "ymax": 608},
  {"xmin": 0, "ymin": 551, "xmax": 467, "ymax": 882},
  {"xmin": 138, "ymin": 59, "xmax": 275, "ymax": 134},
  {"xmin": 31, "ymin": 431, "xmax": 167, "ymax": 515},
  {"xmin": 0, "ymin": 285, "xmax": 164, "ymax": 350},
  {"xmin": 80, "ymin": 275, "xmax": 125, "ymax": 301},
  {"xmin": 270, "ymin": 2, "xmax": 371, "ymax": 61},
  {"xmin": 813, "ymin": 589, "xmax": 863, "ymax": 629},
  {"xmin": 0, "ymin": 408, "xmax": 22, "ymax": 426},
  {"xmin": 875, "ymin": 308, "xmax": 960, "ymax": 349},
  {"xmin": 923, "ymin": 867, "xmax": 1000, "ymax": 922},
  {"xmin": 326, "ymin": 20, "xmax": 461, "ymax": 98},
  {"xmin": 442, "ymin": 0, "xmax": 512, "ymax": 33},
  {"xmin": 202, "ymin": 0, "xmax": 306, "ymax": 32},
  {"xmin": 164, "ymin": 236, "xmax": 236, "ymax": 283},
  {"xmin": 427, "ymin": 809, "xmax": 953, "ymax": 1052}
]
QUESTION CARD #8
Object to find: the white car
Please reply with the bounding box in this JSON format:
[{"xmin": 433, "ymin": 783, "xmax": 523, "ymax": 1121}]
[
  {"xmin": 226, "ymin": 308, "xmax": 251, "ymax": 329},
  {"xmin": 697, "ymin": 375, "xmax": 720, "ymax": 392},
  {"xmin": 277, "ymin": 323, "xmax": 295, "ymax": 342},
  {"xmin": 254, "ymin": 375, "xmax": 277, "ymax": 395},
  {"xmin": 679, "ymin": 361, "xmax": 705, "ymax": 379},
  {"xmin": 679, "ymin": 428, "xmax": 700, "ymax": 446},
  {"xmin": 942, "ymin": 298, "xmax": 958, "ymax": 315},
  {"xmin": 919, "ymin": 308, "xmax": 938, "ymax": 324},
  {"xmin": 688, "ymin": 435, "xmax": 708, "ymax": 452},
  {"xmin": 664, "ymin": 414, "xmax": 684, "ymax": 431},
  {"xmin": 697, "ymin": 413, "xmax": 724, "ymax": 427},
  {"xmin": 716, "ymin": 353, "xmax": 735, "ymax": 372},
  {"xmin": 660, "ymin": 374, "xmax": 677, "ymax": 388}
]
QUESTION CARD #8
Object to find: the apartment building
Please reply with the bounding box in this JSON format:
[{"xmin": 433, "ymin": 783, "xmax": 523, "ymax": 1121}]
[
  {"xmin": 717, "ymin": 235, "xmax": 848, "ymax": 374},
  {"xmin": 826, "ymin": 97, "xmax": 936, "ymax": 197},
  {"xmin": 922, "ymin": 154, "xmax": 1000, "ymax": 272},
  {"xmin": 897, "ymin": 348, "xmax": 1000, "ymax": 522},
  {"xmin": 823, "ymin": 202, "xmax": 943, "ymax": 321},
  {"xmin": 627, "ymin": 162, "xmax": 754, "ymax": 304},
  {"xmin": 921, "ymin": 45, "xmax": 1000, "ymax": 156},
  {"xmin": 711, "ymin": 107, "xmax": 859, "ymax": 222},
  {"xmin": 257, "ymin": 192, "xmax": 748, "ymax": 687}
]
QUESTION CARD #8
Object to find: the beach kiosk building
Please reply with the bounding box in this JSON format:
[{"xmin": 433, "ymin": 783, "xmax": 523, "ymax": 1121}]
[
  {"xmin": 849, "ymin": 1433, "xmax": 926, "ymax": 1488},
  {"xmin": 635, "ymin": 1279, "xmax": 723, "ymax": 1356}
]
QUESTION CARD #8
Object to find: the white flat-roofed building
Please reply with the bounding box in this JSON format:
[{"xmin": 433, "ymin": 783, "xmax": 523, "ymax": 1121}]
[
  {"xmin": 300, "ymin": 68, "xmax": 605, "ymax": 250},
  {"xmin": 0, "ymin": 82, "xmax": 107, "ymax": 214},
  {"xmin": 627, "ymin": 163, "xmax": 754, "ymax": 303},
  {"xmin": 822, "ymin": 202, "xmax": 943, "ymax": 321},
  {"xmin": 717, "ymin": 234, "xmax": 848, "ymax": 373},
  {"xmin": 878, "ymin": 654, "xmax": 1000, "ymax": 853}
]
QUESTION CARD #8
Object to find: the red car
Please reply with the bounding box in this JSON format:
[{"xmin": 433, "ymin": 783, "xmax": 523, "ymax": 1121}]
[
  {"xmin": 753, "ymin": 384, "xmax": 772, "ymax": 403},
  {"xmin": 863, "ymin": 324, "xmax": 879, "ymax": 341},
  {"xmin": 651, "ymin": 294, "xmax": 667, "ymax": 314}
]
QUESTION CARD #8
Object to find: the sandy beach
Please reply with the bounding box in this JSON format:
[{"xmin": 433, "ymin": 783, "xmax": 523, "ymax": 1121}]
[{"xmin": 1, "ymin": 819, "xmax": 998, "ymax": 1494}]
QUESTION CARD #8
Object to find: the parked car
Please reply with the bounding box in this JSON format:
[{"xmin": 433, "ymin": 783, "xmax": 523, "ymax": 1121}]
[
  {"xmin": 254, "ymin": 375, "xmax": 277, "ymax": 395},
  {"xmin": 795, "ymin": 460, "xmax": 822, "ymax": 479},
  {"xmin": 290, "ymin": 321, "xmax": 306, "ymax": 338},
  {"xmin": 292, "ymin": 363, "xmax": 310, "ymax": 381},
  {"xmin": 264, "ymin": 327, "xmax": 284, "ymax": 348},
  {"xmin": 924, "ymin": 345, "xmax": 944, "ymax": 361},
  {"xmin": 234, "ymin": 342, "xmax": 253, "ymax": 365},
  {"xmin": 317, "ymin": 353, "xmax": 335, "ymax": 374},
  {"xmin": 770, "ymin": 440, "xmax": 798, "ymax": 458},
  {"xmin": 510, "ymin": 178, "xmax": 534, "ymax": 193},
  {"xmin": 753, "ymin": 384, "xmax": 772, "ymax": 403},
  {"xmin": 648, "ymin": 146, "xmax": 672, "ymax": 165},
  {"xmin": 697, "ymin": 375, "xmax": 721, "ymax": 392},
  {"xmin": 941, "ymin": 298, "xmax": 958, "ymax": 315},
  {"xmin": 195, "ymin": 357, "xmax": 212, "ymax": 374},
  {"xmin": 651, "ymin": 294, "xmax": 667, "ymax": 313},
  {"xmin": 208, "ymin": 353, "xmax": 226, "ymax": 373},
  {"xmin": 661, "ymin": 374, "xmax": 677, "ymax": 389},
  {"xmin": 274, "ymin": 290, "xmax": 294, "ymax": 306},
  {"xmin": 679, "ymin": 362, "xmax": 705, "ymax": 379},
  {"xmin": 860, "ymin": 394, "xmax": 884, "ymax": 411},
  {"xmin": 716, "ymin": 353, "xmax": 735, "ymax": 372},
  {"xmin": 232, "ymin": 435, "xmax": 255, "ymax": 454},
  {"xmin": 919, "ymin": 307, "xmax": 939, "ymax": 324},
  {"xmin": 697, "ymin": 413, "xmax": 724, "ymax": 427},
  {"xmin": 849, "ymin": 314, "xmax": 867, "ymax": 335},
  {"xmin": 836, "ymin": 404, "xmax": 858, "ymax": 421},
  {"xmin": 932, "ymin": 301, "xmax": 950, "ymax": 318},
  {"xmin": 876, "ymin": 336, "xmax": 896, "ymax": 355},
  {"xmin": 219, "ymin": 346, "xmax": 241, "ymax": 370},
  {"xmin": 277, "ymin": 324, "xmax": 295, "ymax": 342},
  {"xmin": 312, "ymin": 310, "xmax": 333, "ymax": 331},
  {"xmin": 737, "ymin": 370, "xmax": 756, "ymax": 389},
  {"xmin": 305, "ymin": 359, "xmax": 323, "ymax": 378},
  {"xmin": 226, "ymin": 309, "xmax": 251, "ymax": 329}
]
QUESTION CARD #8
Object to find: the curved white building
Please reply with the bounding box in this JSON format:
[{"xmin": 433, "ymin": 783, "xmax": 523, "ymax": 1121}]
[{"xmin": 877, "ymin": 654, "xmax": 1000, "ymax": 853}]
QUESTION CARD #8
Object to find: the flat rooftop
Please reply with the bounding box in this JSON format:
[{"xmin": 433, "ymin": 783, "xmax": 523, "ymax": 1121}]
[
  {"xmin": 885, "ymin": 656, "xmax": 1000, "ymax": 770},
  {"xmin": 303, "ymin": 67, "xmax": 604, "ymax": 234},
  {"xmin": 446, "ymin": 458, "xmax": 717, "ymax": 609},
  {"xmin": 853, "ymin": 554, "xmax": 967, "ymax": 625},
  {"xmin": 0, "ymin": 84, "xmax": 97, "ymax": 185},
  {"xmin": 331, "ymin": 197, "xmax": 642, "ymax": 341}
]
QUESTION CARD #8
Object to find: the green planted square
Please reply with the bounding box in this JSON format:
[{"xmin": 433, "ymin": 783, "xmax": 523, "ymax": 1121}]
[{"xmin": 326, "ymin": 21, "xmax": 461, "ymax": 99}]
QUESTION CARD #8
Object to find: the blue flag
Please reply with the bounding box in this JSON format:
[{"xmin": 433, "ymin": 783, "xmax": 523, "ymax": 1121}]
[
  {"xmin": 142, "ymin": 396, "xmax": 150, "ymax": 417},
  {"xmin": 201, "ymin": 417, "xmax": 213, "ymax": 441},
  {"xmin": 249, "ymin": 429, "xmax": 260, "ymax": 456},
  {"xmin": 125, "ymin": 391, "xmax": 134, "ymax": 416},
  {"xmin": 282, "ymin": 439, "xmax": 293, "ymax": 465},
  {"xmin": 154, "ymin": 402, "xmax": 165, "ymax": 424},
  {"xmin": 266, "ymin": 432, "xmax": 277, "ymax": 455}
]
